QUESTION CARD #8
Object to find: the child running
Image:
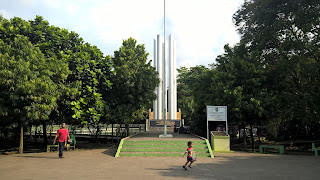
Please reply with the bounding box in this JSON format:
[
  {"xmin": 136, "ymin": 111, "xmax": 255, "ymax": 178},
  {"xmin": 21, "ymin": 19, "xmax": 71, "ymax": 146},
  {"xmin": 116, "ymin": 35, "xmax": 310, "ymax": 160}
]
[{"xmin": 182, "ymin": 141, "xmax": 195, "ymax": 170}]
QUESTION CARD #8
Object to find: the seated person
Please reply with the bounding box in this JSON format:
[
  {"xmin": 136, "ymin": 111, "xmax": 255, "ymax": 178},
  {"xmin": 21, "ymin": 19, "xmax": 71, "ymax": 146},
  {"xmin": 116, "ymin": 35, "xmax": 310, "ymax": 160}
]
[
  {"xmin": 179, "ymin": 125, "xmax": 185, "ymax": 134},
  {"xmin": 184, "ymin": 126, "xmax": 189, "ymax": 134}
]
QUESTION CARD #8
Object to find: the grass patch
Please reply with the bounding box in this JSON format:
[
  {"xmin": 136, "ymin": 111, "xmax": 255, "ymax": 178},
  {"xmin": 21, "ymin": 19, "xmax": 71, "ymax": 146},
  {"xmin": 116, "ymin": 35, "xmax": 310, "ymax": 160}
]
[
  {"xmin": 213, "ymin": 150, "xmax": 235, "ymax": 153},
  {"xmin": 121, "ymin": 148, "xmax": 209, "ymax": 153},
  {"xmin": 122, "ymin": 144, "xmax": 208, "ymax": 148},
  {"xmin": 120, "ymin": 153, "xmax": 211, "ymax": 157},
  {"xmin": 125, "ymin": 140, "xmax": 205, "ymax": 144}
]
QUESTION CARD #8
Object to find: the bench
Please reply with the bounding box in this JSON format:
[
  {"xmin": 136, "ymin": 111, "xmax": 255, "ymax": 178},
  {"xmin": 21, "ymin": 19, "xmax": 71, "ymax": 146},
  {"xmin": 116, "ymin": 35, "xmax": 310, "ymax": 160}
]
[
  {"xmin": 312, "ymin": 143, "xmax": 320, "ymax": 157},
  {"xmin": 47, "ymin": 135, "xmax": 76, "ymax": 152},
  {"xmin": 47, "ymin": 144, "xmax": 70, "ymax": 152},
  {"xmin": 259, "ymin": 145, "xmax": 284, "ymax": 155}
]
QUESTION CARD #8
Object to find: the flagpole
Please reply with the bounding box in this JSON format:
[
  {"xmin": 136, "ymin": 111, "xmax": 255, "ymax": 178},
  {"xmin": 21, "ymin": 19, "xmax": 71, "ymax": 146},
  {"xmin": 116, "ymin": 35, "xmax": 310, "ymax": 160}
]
[{"xmin": 163, "ymin": 0, "xmax": 167, "ymax": 135}]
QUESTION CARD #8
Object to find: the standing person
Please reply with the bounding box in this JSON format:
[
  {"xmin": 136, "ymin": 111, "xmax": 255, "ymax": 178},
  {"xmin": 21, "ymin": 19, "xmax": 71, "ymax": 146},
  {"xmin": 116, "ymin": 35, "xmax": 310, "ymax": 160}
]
[
  {"xmin": 53, "ymin": 123, "xmax": 70, "ymax": 158},
  {"xmin": 182, "ymin": 141, "xmax": 195, "ymax": 170}
]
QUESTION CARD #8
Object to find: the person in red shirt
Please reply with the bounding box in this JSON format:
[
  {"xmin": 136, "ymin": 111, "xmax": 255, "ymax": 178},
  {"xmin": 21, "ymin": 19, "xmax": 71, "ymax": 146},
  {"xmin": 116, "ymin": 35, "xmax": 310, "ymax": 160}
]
[
  {"xmin": 53, "ymin": 123, "xmax": 70, "ymax": 158},
  {"xmin": 182, "ymin": 141, "xmax": 195, "ymax": 170}
]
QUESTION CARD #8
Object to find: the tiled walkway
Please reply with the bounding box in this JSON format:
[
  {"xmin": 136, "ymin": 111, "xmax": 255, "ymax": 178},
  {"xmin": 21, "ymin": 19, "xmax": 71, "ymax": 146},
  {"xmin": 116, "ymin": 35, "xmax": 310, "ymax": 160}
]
[{"xmin": 1, "ymin": 144, "xmax": 320, "ymax": 179}]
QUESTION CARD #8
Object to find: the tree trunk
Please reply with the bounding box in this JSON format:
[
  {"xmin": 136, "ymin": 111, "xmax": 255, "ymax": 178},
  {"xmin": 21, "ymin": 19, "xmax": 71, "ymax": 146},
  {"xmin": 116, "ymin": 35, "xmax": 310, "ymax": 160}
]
[
  {"xmin": 35, "ymin": 126, "xmax": 37, "ymax": 143},
  {"xmin": 96, "ymin": 125, "xmax": 100, "ymax": 140},
  {"xmin": 126, "ymin": 124, "xmax": 129, "ymax": 137},
  {"xmin": 49, "ymin": 123, "xmax": 53, "ymax": 141},
  {"xmin": 250, "ymin": 124, "xmax": 254, "ymax": 148},
  {"xmin": 257, "ymin": 125, "xmax": 261, "ymax": 143},
  {"xmin": 111, "ymin": 124, "xmax": 114, "ymax": 144},
  {"xmin": 43, "ymin": 122, "xmax": 47, "ymax": 146},
  {"xmin": 29, "ymin": 124, "xmax": 32, "ymax": 140},
  {"xmin": 19, "ymin": 121, "xmax": 23, "ymax": 154},
  {"xmin": 116, "ymin": 125, "xmax": 119, "ymax": 143}
]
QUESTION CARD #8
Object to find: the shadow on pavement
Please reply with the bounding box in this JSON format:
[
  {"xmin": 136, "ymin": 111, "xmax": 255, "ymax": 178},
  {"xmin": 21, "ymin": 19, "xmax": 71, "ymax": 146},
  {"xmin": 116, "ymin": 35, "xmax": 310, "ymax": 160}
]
[
  {"xmin": 146, "ymin": 155, "xmax": 320, "ymax": 180},
  {"xmin": 101, "ymin": 145, "xmax": 117, "ymax": 157},
  {"xmin": 15, "ymin": 155, "xmax": 58, "ymax": 159}
]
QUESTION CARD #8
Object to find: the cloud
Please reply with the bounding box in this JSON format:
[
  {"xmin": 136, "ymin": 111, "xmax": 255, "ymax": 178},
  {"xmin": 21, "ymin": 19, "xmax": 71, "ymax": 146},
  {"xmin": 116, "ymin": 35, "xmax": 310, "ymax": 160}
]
[
  {"xmin": 87, "ymin": 0, "xmax": 242, "ymax": 68},
  {"xmin": 42, "ymin": 0, "xmax": 61, "ymax": 8},
  {"xmin": 18, "ymin": 0, "xmax": 37, "ymax": 7},
  {"xmin": 1, "ymin": 0, "xmax": 243, "ymax": 68},
  {"xmin": 88, "ymin": 0, "xmax": 163, "ymax": 52},
  {"xmin": 0, "ymin": 9, "xmax": 11, "ymax": 19},
  {"xmin": 165, "ymin": 0, "xmax": 242, "ymax": 68}
]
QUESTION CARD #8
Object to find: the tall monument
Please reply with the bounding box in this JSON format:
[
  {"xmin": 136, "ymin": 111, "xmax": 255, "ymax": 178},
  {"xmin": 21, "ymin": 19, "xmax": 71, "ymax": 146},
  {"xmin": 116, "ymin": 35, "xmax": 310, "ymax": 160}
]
[
  {"xmin": 152, "ymin": 35, "xmax": 177, "ymax": 121},
  {"xmin": 151, "ymin": 0, "xmax": 177, "ymax": 138}
]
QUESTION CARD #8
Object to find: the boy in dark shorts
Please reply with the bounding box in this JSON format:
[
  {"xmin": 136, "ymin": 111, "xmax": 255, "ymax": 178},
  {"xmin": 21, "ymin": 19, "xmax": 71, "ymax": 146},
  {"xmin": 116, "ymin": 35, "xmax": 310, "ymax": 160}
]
[{"xmin": 182, "ymin": 141, "xmax": 195, "ymax": 170}]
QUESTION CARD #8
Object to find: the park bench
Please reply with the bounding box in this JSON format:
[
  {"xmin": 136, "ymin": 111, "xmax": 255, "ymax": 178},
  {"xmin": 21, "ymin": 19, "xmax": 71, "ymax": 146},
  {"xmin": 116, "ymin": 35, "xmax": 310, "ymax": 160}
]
[
  {"xmin": 47, "ymin": 144, "xmax": 70, "ymax": 152},
  {"xmin": 259, "ymin": 145, "xmax": 284, "ymax": 155},
  {"xmin": 47, "ymin": 135, "xmax": 76, "ymax": 152},
  {"xmin": 312, "ymin": 143, "xmax": 320, "ymax": 157}
]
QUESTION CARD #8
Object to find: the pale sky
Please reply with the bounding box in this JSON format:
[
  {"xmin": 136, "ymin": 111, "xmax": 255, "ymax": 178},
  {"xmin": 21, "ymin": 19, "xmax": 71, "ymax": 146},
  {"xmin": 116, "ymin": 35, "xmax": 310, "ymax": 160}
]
[{"xmin": 0, "ymin": 0, "xmax": 243, "ymax": 68}]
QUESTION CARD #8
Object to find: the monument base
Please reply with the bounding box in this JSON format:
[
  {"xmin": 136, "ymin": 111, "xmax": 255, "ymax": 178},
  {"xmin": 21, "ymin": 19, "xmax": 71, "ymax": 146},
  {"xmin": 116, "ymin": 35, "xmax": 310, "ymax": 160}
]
[{"xmin": 159, "ymin": 134, "xmax": 173, "ymax": 138}]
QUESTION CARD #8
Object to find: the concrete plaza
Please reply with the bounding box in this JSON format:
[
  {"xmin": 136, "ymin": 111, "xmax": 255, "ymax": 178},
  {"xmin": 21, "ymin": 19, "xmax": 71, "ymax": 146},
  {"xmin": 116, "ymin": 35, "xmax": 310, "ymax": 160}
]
[{"xmin": 0, "ymin": 145, "xmax": 319, "ymax": 180}]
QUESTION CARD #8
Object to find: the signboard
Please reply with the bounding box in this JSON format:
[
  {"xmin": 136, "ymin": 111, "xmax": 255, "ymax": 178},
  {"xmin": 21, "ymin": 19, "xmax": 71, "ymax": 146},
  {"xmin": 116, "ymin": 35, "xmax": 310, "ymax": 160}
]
[
  {"xmin": 207, "ymin": 106, "xmax": 227, "ymax": 121},
  {"xmin": 149, "ymin": 120, "xmax": 181, "ymax": 127},
  {"xmin": 207, "ymin": 106, "xmax": 228, "ymax": 139}
]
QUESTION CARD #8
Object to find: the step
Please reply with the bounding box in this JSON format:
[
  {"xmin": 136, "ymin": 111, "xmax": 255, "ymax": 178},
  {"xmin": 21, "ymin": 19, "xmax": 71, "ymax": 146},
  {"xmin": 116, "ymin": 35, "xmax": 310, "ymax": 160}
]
[
  {"xmin": 124, "ymin": 140, "xmax": 205, "ymax": 144},
  {"xmin": 122, "ymin": 144, "xmax": 208, "ymax": 148},
  {"xmin": 120, "ymin": 152, "xmax": 211, "ymax": 157},
  {"xmin": 121, "ymin": 151, "xmax": 209, "ymax": 154},
  {"xmin": 121, "ymin": 148, "xmax": 209, "ymax": 153},
  {"xmin": 121, "ymin": 147, "xmax": 208, "ymax": 149}
]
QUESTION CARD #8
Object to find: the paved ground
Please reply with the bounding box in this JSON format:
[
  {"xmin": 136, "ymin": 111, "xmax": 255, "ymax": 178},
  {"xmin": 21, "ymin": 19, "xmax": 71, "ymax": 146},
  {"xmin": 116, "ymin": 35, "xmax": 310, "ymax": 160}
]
[
  {"xmin": 0, "ymin": 146, "xmax": 320, "ymax": 180},
  {"xmin": 1, "ymin": 132, "xmax": 320, "ymax": 180}
]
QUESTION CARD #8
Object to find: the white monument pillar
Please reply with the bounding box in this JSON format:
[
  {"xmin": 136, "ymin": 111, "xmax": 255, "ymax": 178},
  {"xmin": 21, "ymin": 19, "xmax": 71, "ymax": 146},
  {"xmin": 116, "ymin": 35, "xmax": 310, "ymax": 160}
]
[
  {"xmin": 153, "ymin": 39, "xmax": 158, "ymax": 120},
  {"xmin": 173, "ymin": 39, "xmax": 177, "ymax": 119},
  {"xmin": 162, "ymin": 42, "xmax": 167, "ymax": 128},
  {"xmin": 156, "ymin": 35, "xmax": 162, "ymax": 120},
  {"xmin": 168, "ymin": 35, "xmax": 174, "ymax": 120}
]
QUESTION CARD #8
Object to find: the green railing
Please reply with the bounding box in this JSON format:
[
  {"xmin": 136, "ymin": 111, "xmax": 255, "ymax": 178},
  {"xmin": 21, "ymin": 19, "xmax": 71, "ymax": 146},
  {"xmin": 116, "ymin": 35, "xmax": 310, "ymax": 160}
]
[
  {"xmin": 205, "ymin": 139, "xmax": 214, "ymax": 158},
  {"xmin": 190, "ymin": 133, "xmax": 214, "ymax": 158},
  {"xmin": 115, "ymin": 139, "xmax": 124, "ymax": 158}
]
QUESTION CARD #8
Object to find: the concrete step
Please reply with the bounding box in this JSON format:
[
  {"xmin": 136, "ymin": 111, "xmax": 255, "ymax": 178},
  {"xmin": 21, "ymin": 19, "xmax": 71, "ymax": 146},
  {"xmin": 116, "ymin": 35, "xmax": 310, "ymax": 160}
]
[
  {"xmin": 122, "ymin": 147, "xmax": 208, "ymax": 149},
  {"xmin": 124, "ymin": 140, "xmax": 205, "ymax": 144},
  {"xmin": 121, "ymin": 151, "xmax": 209, "ymax": 154},
  {"xmin": 121, "ymin": 148, "xmax": 209, "ymax": 153},
  {"xmin": 122, "ymin": 144, "xmax": 208, "ymax": 148},
  {"xmin": 120, "ymin": 152, "xmax": 210, "ymax": 157}
]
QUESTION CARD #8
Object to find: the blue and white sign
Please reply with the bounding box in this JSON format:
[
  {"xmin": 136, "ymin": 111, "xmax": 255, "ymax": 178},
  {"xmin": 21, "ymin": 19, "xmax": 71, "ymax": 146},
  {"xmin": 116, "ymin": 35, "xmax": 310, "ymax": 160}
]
[
  {"xmin": 206, "ymin": 106, "xmax": 228, "ymax": 139},
  {"xmin": 207, "ymin": 106, "xmax": 227, "ymax": 121}
]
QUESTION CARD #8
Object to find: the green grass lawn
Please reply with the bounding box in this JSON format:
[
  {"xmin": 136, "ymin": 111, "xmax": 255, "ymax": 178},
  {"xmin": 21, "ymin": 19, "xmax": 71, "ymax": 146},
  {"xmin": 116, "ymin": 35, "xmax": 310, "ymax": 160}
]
[
  {"xmin": 119, "ymin": 139, "xmax": 212, "ymax": 157},
  {"xmin": 120, "ymin": 153, "xmax": 211, "ymax": 157},
  {"xmin": 121, "ymin": 148, "xmax": 209, "ymax": 153},
  {"xmin": 122, "ymin": 144, "xmax": 208, "ymax": 148},
  {"xmin": 125, "ymin": 140, "xmax": 205, "ymax": 144}
]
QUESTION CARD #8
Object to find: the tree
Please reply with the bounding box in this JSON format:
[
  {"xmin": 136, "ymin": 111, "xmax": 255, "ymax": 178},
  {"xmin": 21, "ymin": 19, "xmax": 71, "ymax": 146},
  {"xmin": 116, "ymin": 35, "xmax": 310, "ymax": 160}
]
[
  {"xmin": 104, "ymin": 38, "xmax": 159, "ymax": 135},
  {"xmin": 0, "ymin": 15, "xmax": 114, "ymax": 146},
  {"xmin": 177, "ymin": 67, "xmax": 195, "ymax": 125},
  {"xmin": 177, "ymin": 65, "xmax": 211, "ymax": 136},
  {"xmin": 0, "ymin": 36, "xmax": 68, "ymax": 153},
  {"xmin": 68, "ymin": 43, "xmax": 112, "ymax": 130},
  {"xmin": 233, "ymin": 0, "xmax": 320, "ymax": 138},
  {"xmin": 212, "ymin": 44, "xmax": 267, "ymax": 147}
]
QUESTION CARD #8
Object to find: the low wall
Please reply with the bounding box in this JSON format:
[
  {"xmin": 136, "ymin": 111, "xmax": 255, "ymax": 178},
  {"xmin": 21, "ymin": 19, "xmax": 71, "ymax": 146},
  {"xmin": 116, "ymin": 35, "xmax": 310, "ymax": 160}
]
[{"xmin": 211, "ymin": 131, "xmax": 231, "ymax": 152}]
